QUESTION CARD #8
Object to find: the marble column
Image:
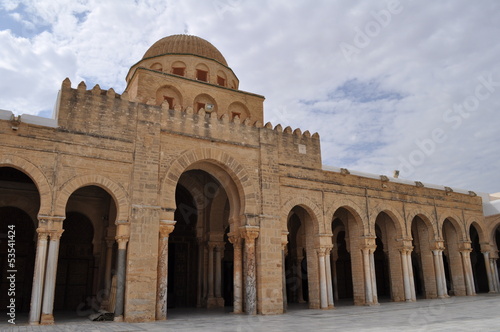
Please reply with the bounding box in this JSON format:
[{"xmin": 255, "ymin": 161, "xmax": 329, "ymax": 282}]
[
  {"xmin": 155, "ymin": 220, "xmax": 176, "ymax": 320},
  {"xmin": 228, "ymin": 234, "xmax": 243, "ymax": 313},
  {"xmin": 29, "ymin": 229, "xmax": 49, "ymax": 325},
  {"xmin": 401, "ymin": 248, "xmax": 412, "ymax": 302},
  {"xmin": 432, "ymin": 247, "xmax": 446, "ymax": 298},
  {"xmin": 325, "ymin": 247, "xmax": 334, "ymax": 308},
  {"xmin": 331, "ymin": 250, "xmax": 339, "ymax": 302},
  {"xmin": 407, "ymin": 252, "xmax": 416, "ymax": 301},
  {"xmin": 317, "ymin": 248, "xmax": 328, "ymax": 309},
  {"xmin": 482, "ymin": 251, "xmax": 495, "ymax": 293},
  {"xmin": 490, "ymin": 257, "xmax": 500, "ymax": 293},
  {"xmin": 369, "ymin": 247, "xmax": 378, "ymax": 304},
  {"xmin": 40, "ymin": 229, "xmax": 64, "ymax": 325},
  {"xmin": 241, "ymin": 226, "xmax": 259, "ymax": 315},
  {"xmin": 460, "ymin": 249, "xmax": 476, "ymax": 296},
  {"xmin": 113, "ymin": 235, "xmax": 129, "ymax": 322},
  {"xmin": 362, "ymin": 247, "xmax": 374, "ymax": 304}
]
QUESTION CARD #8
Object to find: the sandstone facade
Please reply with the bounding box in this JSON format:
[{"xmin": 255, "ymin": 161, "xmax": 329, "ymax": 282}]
[{"xmin": 1, "ymin": 35, "xmax": 499, "ymax": 325}]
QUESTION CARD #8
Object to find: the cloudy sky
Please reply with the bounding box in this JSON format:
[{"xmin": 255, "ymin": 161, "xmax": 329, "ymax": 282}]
[{"xmin": 1, "ymin": 0, "xmax": 499, "ymax": 194}]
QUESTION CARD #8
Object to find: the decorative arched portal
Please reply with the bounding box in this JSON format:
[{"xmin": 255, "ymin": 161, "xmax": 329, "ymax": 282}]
[
  {"xmin": 330, "ymin": 207, "xmax": 364, "ymax": 305},
  {"xmin": 374, "ymin": 212, "xmax": 404, "ymax": 302},
  {"xmin": 285, "ymin": 205, "xmax": 321, "ymax": 309},
  {"xmin": 442, "ymin": 218, "xmax": 466, "ymax": 296},
  {"xmin": 470, "ymin": 224, "xmax": 488, "ymax": 293},
  {"xmin": 410, "ymin": 215, "xmax": 436, "ymax": 298},
  {"xmin": 166, "ymin": 167, "xmax": 238, "ymax": 312},
  {"xmin": 55, "ymin": 185, "xmax": 117, "ymax": 318},
  {"xmin": 0, "ymin": 167, "xmax": 39, "ymax": 315}
]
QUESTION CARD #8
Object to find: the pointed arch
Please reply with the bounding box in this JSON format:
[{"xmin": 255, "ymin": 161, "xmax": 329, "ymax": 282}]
[
  {"xmin": 161, "ymin": 148, "xmax": 258, "ymax": 221},
  {"xmin": 54, "ymin": 174, "xmax": 129, "ymax": 221},
  {"xmin": 0, "ymin": 154, "xmax": 52, "ymax": 216},
  {"xmin": 281, "ymin": 195, "xmax": 323, "ymax": 235}
]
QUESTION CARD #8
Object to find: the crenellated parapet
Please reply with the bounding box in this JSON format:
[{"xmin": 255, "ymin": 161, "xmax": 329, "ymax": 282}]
[{"xmin": 57, "ymin": 78, "xmax": 321, "ymax": 168}]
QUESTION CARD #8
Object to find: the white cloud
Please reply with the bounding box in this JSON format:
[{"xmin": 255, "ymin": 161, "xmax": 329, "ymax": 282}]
[{"xmin": 1, "ymin": 0, "xmax": 499, "ymax": 193}]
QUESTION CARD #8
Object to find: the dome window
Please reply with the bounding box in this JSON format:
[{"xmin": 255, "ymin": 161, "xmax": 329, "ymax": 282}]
[
  {"xmin": 172, "ymin": 67, "xmax": 185, "ymax": 76},
  {"xmin": 196, "ymin": 69, "xmax": 208, "ymax": 82},
  {"xmin": 151, "ymin": 63, "xmax": 163, "ymax": 72},
  {"xmin": 217, "ymin": 76, "xmax": 226, "ymax": 86}
]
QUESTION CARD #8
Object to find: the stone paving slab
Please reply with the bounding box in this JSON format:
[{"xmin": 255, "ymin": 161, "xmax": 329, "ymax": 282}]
[{"xmin": 2, "ymin": 294, "xmax": 500, "ymax": 332}]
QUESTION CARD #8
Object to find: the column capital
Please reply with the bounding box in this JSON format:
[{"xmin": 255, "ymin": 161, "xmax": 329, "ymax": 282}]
[
  {"xmin": 400, "ymin": 245, "xmax": 414, "ymax": 254},
  {"xmin": 159, "ymin": 220, "xmax": 176, "ymax": 238},
  {"xmin": 460, "ymin": 241, "xmax": 472, "ymax": 251},
  {"xmin": 115, "ymin": 235, "xmax": 129, "ymax": 249},
  {"xmin": 227, "ymin": 232, "xmax": 242, "ymax": 247},
  {"xmin": 37, "ymin": 215, "xmax": 65, "ymax": 231},
  {"xmin": 433, "ymin": 240, "xmax": 445, "ymax": 251},
  {"xmin": 240, "ymin": 225, "xmax": 259, "ymax": 241},
  {"xmin": 214, "ymin": 242, "xmax": 226, "ymax": 251},
  {"xmin": 105, "ymin": 237, "xmax": 115, "ymax": 247},
  {"xmin": 317, "ymin": 247, "xmax": 327, "ymax": 257},
  {"xmin": 36, "ymin": 228, "xmax": 50, "ymax": 240},
  {"xmin": 48, "ymin": 229, "xmax": 64, "ymax": 241}
]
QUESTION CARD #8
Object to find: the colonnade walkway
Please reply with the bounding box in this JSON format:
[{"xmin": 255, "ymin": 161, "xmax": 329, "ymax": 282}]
[{"xmin": 2, "ymin": 294, "xmax": 500, "ymax": 331}]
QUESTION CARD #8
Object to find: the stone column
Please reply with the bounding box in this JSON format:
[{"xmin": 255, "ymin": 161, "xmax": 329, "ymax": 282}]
[
  {"xmin": 407, "ymin": 251, "xmax": 416, "ymax": 301},
  {"xmin": 401, "ymin": 248, "xmax": 412, "ymax": 302},
  {"xmin": 369, "ymin": 246, "xmax": 378, "ymax": 304},
  {"xmin": 228, "ymin": 233, "xmax": 243, "ymax": 313},
  {"xmin": 490, "ymin": 255, "xmax": 500, "ymax": 293},
  {"xmin": 196, "ymin": 238, "xmax": 204, "ymax": 307},
  {"xmin": 324, "ymin": 247, "xmax": 334, "ymax": 308},
  {"xmin": 40, "ymin": 229, "xmax": 64, "ymax": 325},
  {"xmin": 317, "ymin": 247, "xmax": 328, "ymax": 309},
  {"xmin": 482, "ymin": 251, "xmax": 495, "ymax": 293},
  {"xmin": 207, "ymin": 242, "xmax": 215, "ymax": 301},
  {"xmin": 460, "ymin": 248, "xmax": 476, "ymax": 296},
  {"xmin": 281, "ymin": 232, "xmax": 288, "ymax": 312},
  {"xmin": 103, "ymin": 238, "xmax": 114, "ymax": 300},
  {"xmin": 155, "ymin": 220, "xmax": 176, "ymax": 320},
  {"xmin": 432, "ymin": 250, "xmax": 444, "ymax": 298},
  {"xmin": 214, "ymin": 243, "xmax": 224, "ymax": 299},
  {"xmin": 362, "ymin": 247, "xmax": 373, "ymax": 304},
  {"xmin": 113, "ymin": 235, "xmax": 129, "ymax": 322},
  {"xmin": 29, "ymin": 229, "xmax": 49, "ymax": 325},
  {"xmin": 240, "ymin": 225, "xmax": 259, "ymax": 315},
  {"xmin": 331, "ymin": 249, "xmax": 339, "ymax": 302}
]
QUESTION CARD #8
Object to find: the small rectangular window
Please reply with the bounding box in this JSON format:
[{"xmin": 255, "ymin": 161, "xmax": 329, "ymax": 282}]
[
  {"xmin": 196, "ymin": 70, "xmax": 208, "ymax": 82},
  {"xmin": 231, "ymin": 112, "xmax": 241, "ymax": 119},
  {"xmin": 172, "ymin": 67, "xmax": 185, "ymax": 76},
  {"xmin": 217, "ymin": 76, "xmax": 226, "ymax": 86}
]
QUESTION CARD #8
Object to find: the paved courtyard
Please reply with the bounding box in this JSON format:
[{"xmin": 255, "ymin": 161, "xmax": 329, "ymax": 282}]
[{"xmin": 2, "ymin": 294, "xmax": 500, "ymax": 331}]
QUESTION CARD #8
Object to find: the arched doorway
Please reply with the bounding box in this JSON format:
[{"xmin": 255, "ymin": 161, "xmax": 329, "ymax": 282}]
[
  {"xmin": 168, "ymin": 169, "xmax": 234, "ymax": 310},
  {"xmin": 56, "ymin": 185, "xmax": 117, "ymax": 317},
  {"xmin": 374, "ymin": 212, "xmax": 404, "ymax": 302},
  {"xmin": 442, "ymin": 218, "xmax": 465, "ymax": 296},
  {"xmin": 410, "ymin": 215, "xmax": 435, "ymax": 298},
  {"xmin": 285, "ymin": 212, "xmax": 308, "ymax": 304},
  {"xmin": 0, "ymin": 167, "xmax": 39, "ymax": 314},
  {"xmin": 470, "ymin": 224, "xmax": 488, "ymax": 293},
  {"xmin": 330, "ymin": 206, "xmax": 364, "ymax": 305},
  {"xmin": 285, "ymin": 205, "xmax": 318, "ymax": 308}
]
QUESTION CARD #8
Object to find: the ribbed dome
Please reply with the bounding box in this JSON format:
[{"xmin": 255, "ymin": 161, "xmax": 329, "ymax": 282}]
[{"xmin": 143, "ymin": 34, "xmax": 228, "ymax": 66}]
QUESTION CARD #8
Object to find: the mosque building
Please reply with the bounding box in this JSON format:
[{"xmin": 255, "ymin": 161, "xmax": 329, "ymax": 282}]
[{"xmin": 1, "ymin": 34, "xmax": 500, "ymax": 325}]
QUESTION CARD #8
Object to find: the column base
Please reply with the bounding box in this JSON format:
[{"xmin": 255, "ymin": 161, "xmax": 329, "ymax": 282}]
[
  {"xmin": 40, "ymin": 313, "xmax": 54, "ymax": 325},
  {"xmin": 365, "ymin": 302, "xmax": 380, "ymax": 306},
  {"xmin": 206, "ymin": 297, "xmax": 225, "ymax": 308},
  {"xmin": 113, "ymin": 315, "xmax": 123, "ymax": 322},
  {"xmin": 29, "ymin": 321, "xmax": 40, "ymax": 326}
]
